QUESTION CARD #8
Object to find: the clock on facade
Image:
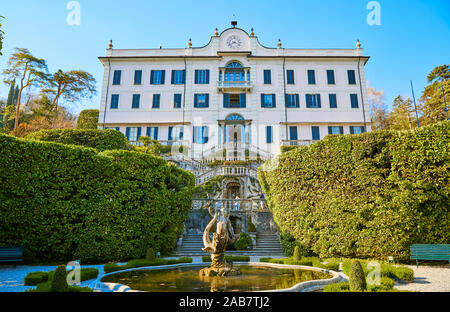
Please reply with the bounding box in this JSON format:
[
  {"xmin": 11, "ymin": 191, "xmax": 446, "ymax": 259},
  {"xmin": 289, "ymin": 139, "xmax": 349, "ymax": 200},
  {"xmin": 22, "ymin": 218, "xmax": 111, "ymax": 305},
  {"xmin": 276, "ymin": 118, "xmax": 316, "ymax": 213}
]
[{"xmin": 227, "ymin": 35, "xmax": 242, "ymax": 49}]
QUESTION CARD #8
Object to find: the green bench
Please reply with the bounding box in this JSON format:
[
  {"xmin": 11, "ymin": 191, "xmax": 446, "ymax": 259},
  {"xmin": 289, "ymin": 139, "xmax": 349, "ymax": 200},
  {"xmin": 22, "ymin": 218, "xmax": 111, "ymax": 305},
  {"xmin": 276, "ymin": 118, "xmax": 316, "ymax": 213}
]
[
  {"xmin": 410, "ymin": 244, "xmax": 450, "ymax": 266},
  {"xmin": 0, "ymin": 247, "xmax": 23, "ymax": 267}
]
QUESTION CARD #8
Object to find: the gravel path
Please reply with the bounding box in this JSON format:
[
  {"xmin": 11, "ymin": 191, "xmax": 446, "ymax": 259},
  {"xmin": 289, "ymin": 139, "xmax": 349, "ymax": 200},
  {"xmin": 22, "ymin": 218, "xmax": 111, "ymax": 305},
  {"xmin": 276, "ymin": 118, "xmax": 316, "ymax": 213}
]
[{"xmin": 394, "ymin": 265, "xmax": 450, "ymax": 292}]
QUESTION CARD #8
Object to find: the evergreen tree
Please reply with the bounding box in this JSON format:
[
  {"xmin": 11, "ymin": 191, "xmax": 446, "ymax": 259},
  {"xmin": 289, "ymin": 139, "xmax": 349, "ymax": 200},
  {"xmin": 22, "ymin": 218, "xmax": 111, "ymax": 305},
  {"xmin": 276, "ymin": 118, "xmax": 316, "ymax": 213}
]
[
  {"xmin": 420, "ymin": 64, "xmax": 450, "ymax": 124},
  {"xmin": 13, "ymin": 86, "xmax": 19, "ymax": 107},
  {"xmin": 387, "ymin": 95, "xmax": 416, "ymax": 131},
  {"xmin": 6, "ymin": 81, "xmax": 15, "ymax": 107}
]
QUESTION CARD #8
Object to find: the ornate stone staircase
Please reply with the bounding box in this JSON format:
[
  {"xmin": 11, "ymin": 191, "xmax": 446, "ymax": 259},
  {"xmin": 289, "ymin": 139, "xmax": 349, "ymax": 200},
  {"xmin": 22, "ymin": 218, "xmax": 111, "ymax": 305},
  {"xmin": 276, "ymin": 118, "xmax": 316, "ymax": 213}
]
[{"xmin": 175, "ymin": 233, "xmax": 285, "ymax": 257}]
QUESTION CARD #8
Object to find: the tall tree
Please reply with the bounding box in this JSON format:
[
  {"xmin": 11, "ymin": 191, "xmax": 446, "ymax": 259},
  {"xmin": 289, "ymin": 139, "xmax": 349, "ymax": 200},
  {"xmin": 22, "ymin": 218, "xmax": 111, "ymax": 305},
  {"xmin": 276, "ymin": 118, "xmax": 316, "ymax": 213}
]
[
  {"xmin": 2, "ymin": 48, "xmax": 49, "ymax": 129},
  {"xmin": 368, "ymin": 86, "xmax": 389, "ymax": 130},
  {"xmin": 0, "ymin": 16, "xmax": 4, "ymax": 56},
  {"xmin": 45, "ymin": 70, "xmax": 96, "ymax": 128},
  {"xmin": 387, "ymin": 95, "xmax": 416, "ymax": 131},
  {"xmin": 6, "ymin": 80, "xmax": 15, "ymax": 107},
  {"xmin": 420, "ymin": 64, "xmax": 450, "ymax": 124}
]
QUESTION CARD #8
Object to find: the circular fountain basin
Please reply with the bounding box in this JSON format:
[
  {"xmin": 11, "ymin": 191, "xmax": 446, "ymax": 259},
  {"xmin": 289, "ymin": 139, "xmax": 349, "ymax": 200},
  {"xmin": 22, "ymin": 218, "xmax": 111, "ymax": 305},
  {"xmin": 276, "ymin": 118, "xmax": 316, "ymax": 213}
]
[{"xmin": 94, "ymin": 262, "xmax": 342, "ymax": 292}]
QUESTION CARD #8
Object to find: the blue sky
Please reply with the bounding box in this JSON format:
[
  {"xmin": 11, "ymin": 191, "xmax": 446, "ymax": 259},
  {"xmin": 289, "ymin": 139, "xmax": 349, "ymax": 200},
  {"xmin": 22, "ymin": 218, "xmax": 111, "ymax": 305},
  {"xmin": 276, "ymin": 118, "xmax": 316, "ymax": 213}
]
[{"xmin": 0, "ymin": 0, "xmax": 449, "ymax": 114}]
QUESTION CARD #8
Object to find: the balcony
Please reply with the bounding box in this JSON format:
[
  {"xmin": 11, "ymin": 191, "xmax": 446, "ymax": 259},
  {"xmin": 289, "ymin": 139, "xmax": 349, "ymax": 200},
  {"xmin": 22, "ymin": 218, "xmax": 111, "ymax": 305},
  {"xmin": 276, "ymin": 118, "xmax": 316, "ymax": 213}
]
[{"xmin": 217, "ymin": 80, "xmax": 252, "ymax": 92}]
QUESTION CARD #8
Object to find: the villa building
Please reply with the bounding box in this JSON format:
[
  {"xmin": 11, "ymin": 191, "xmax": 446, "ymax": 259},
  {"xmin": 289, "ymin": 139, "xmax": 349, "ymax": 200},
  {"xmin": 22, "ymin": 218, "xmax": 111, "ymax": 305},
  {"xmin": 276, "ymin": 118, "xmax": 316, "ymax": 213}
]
[{"xmin": 97, "ymin": 21, "xmax": 371, "ymax": 161}]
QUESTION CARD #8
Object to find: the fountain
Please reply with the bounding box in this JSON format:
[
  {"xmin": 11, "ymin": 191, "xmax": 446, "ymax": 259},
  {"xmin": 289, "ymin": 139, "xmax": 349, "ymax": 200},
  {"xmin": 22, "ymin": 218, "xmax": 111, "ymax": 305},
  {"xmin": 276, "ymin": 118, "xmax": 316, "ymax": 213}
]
[{"xmin": 199, "ymin": 201, "xmax": 241, "ymax": 277}]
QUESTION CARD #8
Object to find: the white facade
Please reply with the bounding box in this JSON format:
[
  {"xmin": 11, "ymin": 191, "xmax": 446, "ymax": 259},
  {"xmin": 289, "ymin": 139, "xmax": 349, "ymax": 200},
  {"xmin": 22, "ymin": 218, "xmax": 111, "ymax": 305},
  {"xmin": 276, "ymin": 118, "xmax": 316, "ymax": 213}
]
[{"xmin": 98, "ymin": 25, "xmax": 371, "ymax": 160}]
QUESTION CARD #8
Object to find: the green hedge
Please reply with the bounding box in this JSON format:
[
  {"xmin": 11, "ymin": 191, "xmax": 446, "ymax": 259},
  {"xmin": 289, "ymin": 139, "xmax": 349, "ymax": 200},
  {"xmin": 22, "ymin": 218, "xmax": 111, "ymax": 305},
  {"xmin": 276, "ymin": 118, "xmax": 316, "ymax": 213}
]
[
  {"xmin": 25, "ymin": 267, "xmax": 99, "ymax": 286},
  {"xmin": 104, "ymin": 257, "xmax": 193, "ymax": 273},
  {"xmin": 259, "ymin": 122, "xmax": 450, "ymax": 260},
  {"xmin": 76, "ymin": 109, "xmax": 99, "ymax": 129},
  {"xmin": 26, "ymin": 129, "xmax": 129, "ymax": 152},
  {"xmin": 0, "ymin": 133, "xmax": 195, "ymax": 263}
]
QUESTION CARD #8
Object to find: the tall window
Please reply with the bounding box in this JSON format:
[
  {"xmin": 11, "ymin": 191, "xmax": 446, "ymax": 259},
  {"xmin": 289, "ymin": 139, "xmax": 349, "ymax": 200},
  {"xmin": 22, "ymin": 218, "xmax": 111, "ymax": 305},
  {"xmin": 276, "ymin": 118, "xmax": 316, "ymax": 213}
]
[
  {"xmin": 132, "ymin": 94, "xmax": 140, "ymax": 109},
  {"xmin": 306, "ymin": 94, "xmax": 321, "ymax": 108},
  {"xmin": 171, "ymin": 70, "xmax": 185, "ymax": 84},
  {"xmin": 263, "ymin": 70, "xmax": 271, "ymax": 84},
  {"xmin": 193, "ymin": 126, "xmax": 209, "ymax": 144},
  {"xmin": 329, "ymin": 94, "xmax": 337, "ymax": 108},
  {"xmin": 168, "ymin": 126, "xmax": 184, "ymax": 141},
  {"xmin": 266, "ymin": 126, "xmax": 273, "ymax": 144},
  {"xmin": 146, "ymin": 127, "xmax": 159, "ymax": 140},
  {"xmin": 134, "ymin": 70, "xmax": 142, "ymax": 85},
  {"xmin": 285, "ymin": 94, "xmax": 300, "ymax": 108},
  {"xmin": 312, "ymin": 126, "xmax": 320, "ymax": 141},
  {"xmin": 194, "ymin": 94, "xmax": 209, "ymax": 108},
  {"xmin": 150, "ymin": 70, "xmax": 165, "ymax": 85},
  {"xmin": 289, "ymin": 126, "xmax": 298, "ymax": 141},
  {"xmin": 350, "ymin": 126, "xmax": 366, "ymax": 134},
  {"xmin": 110, "ymin": 94, "xmax": 119, "ymax": 109},
  {"xmin": 152, "ymin": 94, "xmax": 161, "ymax": 108},
  {"xmin": 112, "ymin": 70, "xmax": 121, "ymax": 85},
  {"xmin": 174, "ymin": 94, "xmax": 182, "ymax": 108},
  {"xmin": 126, "ymin": 127, "xmax": 141, "ymax": 142},
  {"xmin": 327, "ymin": 70, "xmax": 335, "ymax": 84},
  {"xmin": 286, "ymin": 70, "xmax": 295, "ymax": 84},
  {"xmin": 195, "ymin": 70, "xmax": 210, "ymax": 84},
  {"xmin": 328, "ymin": 126, "xmax": 344, "ymax": 135},
  {"xmin": 307, "ymin": 70, "xmax": 316, "ymax": 84},
  {"xmin": 350, "ymin": 94, "xmax": 359, "ymax": 108},
  {"xmin": 261, "ymin": 94, "xmax": 276, "ymax": 108},
  {"xmin": 224, "ymin": 93, "xmax": 246, "ymax": 108},
  {"xmin": 348, "ymin": 70, "xmax": 356, "ymax": 85}
]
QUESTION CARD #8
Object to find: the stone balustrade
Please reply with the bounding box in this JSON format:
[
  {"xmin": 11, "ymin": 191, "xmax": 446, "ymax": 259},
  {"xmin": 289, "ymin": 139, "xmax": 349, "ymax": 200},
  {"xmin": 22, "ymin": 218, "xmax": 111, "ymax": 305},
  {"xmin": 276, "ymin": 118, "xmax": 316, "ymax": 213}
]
[{"xmin": 191, "ymin": 198, "xmax": 269, "ymax": 212}]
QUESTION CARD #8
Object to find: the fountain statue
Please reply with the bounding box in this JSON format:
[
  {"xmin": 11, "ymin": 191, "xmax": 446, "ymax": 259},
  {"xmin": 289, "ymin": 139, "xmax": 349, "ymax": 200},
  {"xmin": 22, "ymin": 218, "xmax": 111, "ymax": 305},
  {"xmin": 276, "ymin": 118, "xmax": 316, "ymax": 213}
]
[{"xmin": 199, "ymin": 201, "xmax": 242, "ymax": 277}]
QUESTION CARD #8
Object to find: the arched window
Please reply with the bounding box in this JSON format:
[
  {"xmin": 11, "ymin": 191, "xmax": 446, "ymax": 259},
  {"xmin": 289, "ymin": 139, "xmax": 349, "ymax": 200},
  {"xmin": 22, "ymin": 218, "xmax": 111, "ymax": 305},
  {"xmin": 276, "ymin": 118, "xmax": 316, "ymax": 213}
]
[
  {"xmin": 226, "ymin": 61, "xmax": 243, "ymax": 68},
  {"xmin": 226, "ymin": 114, "xmax": 244, "ymax": 121}
]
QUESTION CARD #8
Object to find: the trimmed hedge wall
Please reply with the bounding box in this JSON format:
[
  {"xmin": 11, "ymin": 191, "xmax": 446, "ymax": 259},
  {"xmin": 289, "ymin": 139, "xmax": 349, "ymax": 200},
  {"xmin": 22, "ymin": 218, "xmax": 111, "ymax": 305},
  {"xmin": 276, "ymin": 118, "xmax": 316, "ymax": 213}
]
[
  {"xmin": 26, "ymin": 129, "xmax": 129, "ymax": 152},
  {"xmin": 76, "ymin": 109, "xmax": 99, "ymax": 129},
  {"xmin": 0, "ymin": 133, "xmax": 195, "ymax": 263},
  {"xmin": 258, "ymin": 122, "xmax": 450, "ymax": 260}
]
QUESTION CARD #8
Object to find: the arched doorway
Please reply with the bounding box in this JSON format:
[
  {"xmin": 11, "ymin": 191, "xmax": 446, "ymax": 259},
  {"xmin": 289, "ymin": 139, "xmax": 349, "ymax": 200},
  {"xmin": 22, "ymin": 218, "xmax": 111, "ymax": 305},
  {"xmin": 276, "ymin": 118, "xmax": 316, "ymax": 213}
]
[{"xmin": 225, "ymin": 181, "xmax": 241, "ymax": 199}]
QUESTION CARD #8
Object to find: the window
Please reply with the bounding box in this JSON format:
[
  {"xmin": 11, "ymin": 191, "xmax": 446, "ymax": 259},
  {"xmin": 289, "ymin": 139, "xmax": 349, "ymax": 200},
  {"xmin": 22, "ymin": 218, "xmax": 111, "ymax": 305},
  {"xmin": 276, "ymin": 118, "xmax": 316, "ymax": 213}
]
[
  {"xmin": 193, "ymin": 126, "xmax": 209, "ymax": 144},
  {"xmin": 150, "ymin": 70, "xmax": 165, "ymax": 85},
  {"xmin": 327, "ymin": 70, "xmax": 335, "ymax": 84},
  {"xmin": 194, "ymin": 94, "xmax": 209, "ymax": 108},
  {"xmin": 329, "ymin": 94, "xmax": 337, "ymax": 108},
  {"xmin": 350, "ymin": 94, "xmax": 359, "ymax": 108},
  {"xmin": 105, "ymin": 127, "xmax": 120, "ymax": 131},
  {"xmin": 328, "ymin": 126, "xmax": 344, "ymax": 135},
  {"xmin": 171, "ymin": 70, "xmax": 185, "ymax": 84},
  {"xmin": 146, "ymin": 127, "xmax": 159, "ymax": 140},
  {"xmin": 224, "ymin": 93, "xmax": 246, "ymax": 108},
  {"xmin": 263, "ymin": 70, "xmax": 271, "ymax": 84},
  {"xmin": 287, "ymin": 70, "xmax": 295, "ymax": 84},
  {"xmin": 195, "ymin": 70, "xmax": 210, "ymax": 84},
  {"xmin": 350, "ymin": 126, "xmax": 366, "ymax": 134},
  {"xmin": 348, "ymin": 70, "xmax": 356, "ymax": 85},
  {"xmin": 112, "ymin": 70, "xmax": 121, "ymax": 85},
  {"xmin": 134, "ymin": 70, "xmax": 142, "ymax": 85},
  {"xmin": 312, "ymin": 126, "xmax": 320, "ymax": 141},
  {"xmin": 306, "ymin": 94, "xmax": 321, "ymax": 108},
  {"xmin": 110, "ymin": 94, "xmax": 119, "ymax": 109},
  {"xmin": 152, "ymin": 94, "xmax": 161, "ymax": 108},
  {"xmin": 285, "ymin": 94, "xmax": 300, "ymax": 108},
  {"xmin": 289, "ymin": 126, "xmax": 298, "ymax": 141},
  {"xmin": 132, "ymin": 94, "xmax": 140, "ymax": 109},
  {"xmin": 168, "ymin": 126, "xmax": 184, "ymax": 141},
  {"xmin": 307, "ymin": 70, "xmax": 316, "ymax": 84},
  {"xmin": 126, "ymin": 127, "xmax": 141, "ymax": 142},
  {"xmin": 174, "ymin": 94, "xmax": 182, "ymax": 108},
  {"xmin": 261, "ymin": 94, "xmax": 276, "ymax": 108},
  {"xmin": 266, "ymin": 126, "xmax": 273, "ymax": 144}
]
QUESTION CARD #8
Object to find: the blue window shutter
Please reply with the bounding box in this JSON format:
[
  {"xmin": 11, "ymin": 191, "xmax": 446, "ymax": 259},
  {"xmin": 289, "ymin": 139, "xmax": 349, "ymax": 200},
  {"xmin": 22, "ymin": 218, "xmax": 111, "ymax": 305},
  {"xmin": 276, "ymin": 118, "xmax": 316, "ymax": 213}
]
[
  {"xmin": 362, "ymin": 126, "xmax": 366, "ymax": 133},
  {"xmin": 205, "ymin": 94, "xmax": 209, "ymax": 107},
  {"xmin": 350, "ymin": 126, "xmax": 354, "ymax": 134},
  {"xmin": 317, "ymin": 94, "xmax": 321, "ymax": 108},
  {"xmin": 351, "ymin": 94, "xmax": 359, "ymax": 108},
  {"xmin": 339, "ymin": 126, "xmax": 344, "ymax": 134},
  {"xmin": 285, "ymin": 94, "xmax": 289, "ymax": 107},
  {"xmin": 272, "ymin": 94, "xmax": 276, "ymax": 107},
  {"xmin": 161, "ymin": 70, "xmax": 165, "ymax": 84},
  {"xmin": 312, "ymin": 126, "xmax": 320, "ymax": 140},
  {"xmin": 206, "ymin": 70, "xmax": 210, "ymax": 84},
  {"xmin": 137, "ymin": 127, "xmax": 142, "ymax": 140},
  {"xmin": 306, "ymin": 94, "xmax": 311, "ymax": 107},
  {"xmin": 150, "ymin": 70, "xmax": 155, "ymax": 84},
  {"xmin": 224, "ymin": 94, "xmax": 230, "ymax": 108},
  {"xmin": 168, "ymin": 127, "xmax": 173, "ymax": 141},
  {"xmin": 266, "ymin": 126, "xmax": 272, "ymax": 143},
  {"xmin": 295, "ymin": 94, "xmax": 300, "ymax": 107},
  {"xmin": 125, "ymin": 127, "xmax": 131, "ymax": 140},
  {"xmin": 154, "ymin": 127, "xmax": 158, "ymax": 140},
  {"xmin": 146, "ymin": 127, "xmax": 151, "ymax": 137},
  {"xmin": 261, "ymin": 94, "xmax": 265, "ymax": 107},
  {"xmin": 182, "ymin": 70, "xmax": 186, "ymax": 83},
  {"xmin": 194, "ymin": 94, "xmax": 198, "ymax": 107},
  {"xmin": 195, "ymin": 70, "xmax": 199, "ymax": 84},
  {"xmin": 171, "ymin": 70, "xmax": 175, "ymax": 84},
  {"xmin": 328, "ymin": 126, "xmax": 333, "ymax": 135},
  {"xmin": 240, "ymin": 93, "xmax": 246, "ymax": 108}
]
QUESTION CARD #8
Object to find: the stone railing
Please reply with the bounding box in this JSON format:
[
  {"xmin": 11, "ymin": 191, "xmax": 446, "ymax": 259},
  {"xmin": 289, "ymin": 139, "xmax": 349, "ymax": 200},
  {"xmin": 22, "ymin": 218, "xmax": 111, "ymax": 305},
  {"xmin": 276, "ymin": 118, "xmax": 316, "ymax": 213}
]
[
  {"xmin": 195, "ymin": 166, "xmax": 259, "ymax": 185},
  {"xmin": 191, "ymin": 198, "xmax": 269, "ymax": 212}
]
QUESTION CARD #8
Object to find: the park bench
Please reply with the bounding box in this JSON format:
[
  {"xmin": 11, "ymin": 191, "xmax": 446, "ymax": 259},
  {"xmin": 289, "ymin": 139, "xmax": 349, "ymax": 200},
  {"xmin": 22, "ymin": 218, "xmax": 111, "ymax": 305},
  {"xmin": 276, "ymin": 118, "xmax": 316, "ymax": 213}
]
[
  {"xmin": 0, "ymin": 247, "xmax": 23, "ymax": 267},
  {"xmin": 410, "ymin": 244, "xmax": 450, "ymax": 266}
]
